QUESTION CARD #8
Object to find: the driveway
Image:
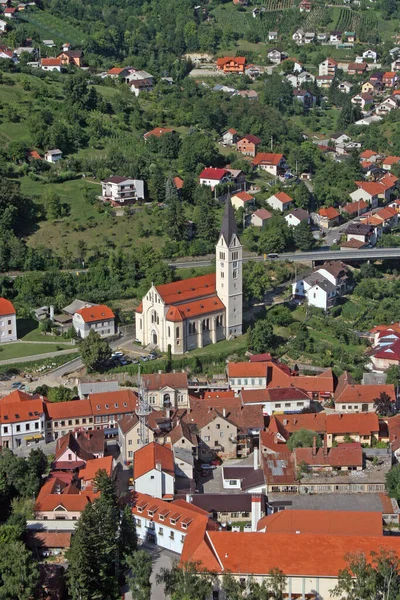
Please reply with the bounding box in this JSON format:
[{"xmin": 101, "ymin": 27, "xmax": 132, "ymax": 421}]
[{"xmin": 122, "ymin": 545, "xmax": 177, "ymax": 600}]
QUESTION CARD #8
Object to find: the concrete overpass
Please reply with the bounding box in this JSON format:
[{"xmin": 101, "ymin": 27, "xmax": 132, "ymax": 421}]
[{"xmin": 169, "ymin": 248, "xmax": 400, "ymax": 268}]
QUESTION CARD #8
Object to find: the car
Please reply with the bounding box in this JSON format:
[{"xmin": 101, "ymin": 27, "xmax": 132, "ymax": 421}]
[
  {"xmin": 132, "ymin": 359, "xmax": 139, "ymax": 365},
  {"xmin": 201, "ymin": 464, "xmax": 216, "ymax": 470},
  {"xmin": 112, "ymin": 351, "xmax": 123, "ymax": 358},
  {"xmin": 210, "ymin": 459, "xmax": 220, "ymax": 466},
  {"xmin": 267, "ymin": 253, "xmax": 279, "ymax": 259},
  {"xmin": 148, "ymin": 354, "xmax": 157, "ymax": 360},
  {"xmin": 140, "ymin": 355, "xmax": 149, "ymax": 362},
  {"xmin": 11, "ymin": 382, "xmax": 23, "ymax": 389}
]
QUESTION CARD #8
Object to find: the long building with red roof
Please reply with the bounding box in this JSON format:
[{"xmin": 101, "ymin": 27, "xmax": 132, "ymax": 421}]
[{"xmin": 135, "ymin": 200, "xmax": 243, "ymax": 353}]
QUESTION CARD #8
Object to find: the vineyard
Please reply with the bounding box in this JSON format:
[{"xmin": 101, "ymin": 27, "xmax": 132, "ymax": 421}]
[
  {"xmin": 302, "ymin": 6, "xmax": 329, "ymax": 30},
  {"xmin": 259, "ymin": 0, "xmax": 295, "ymax": 9},
  {"xmin": 212, "ymin": 5, "xmax": 303, "ymax": 40},
  {"xmin": 334, "ymin": 7, "xmax": 377, "ymax": 33}
]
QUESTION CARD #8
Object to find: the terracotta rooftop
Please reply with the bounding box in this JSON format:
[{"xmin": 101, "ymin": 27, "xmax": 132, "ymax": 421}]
[
  {"xmin": 142, "ymin": 372, "xmax": 188, "ymax": 391},
  {"xmin": 295, "ymin": 442, "xmax": 363, "ymax": 468},
  {"xmin": 326, "ymin": 412, "xmax": 379, "ymax": 435},
  {"xmin": 0, "ymin": 298, "xmax": 15, "ymax": 315},
  {"xmin": 75, "ymin": 304, "xmax": 114, "ymax": 323},
  {"xmin": 78, "ymin": 455, "xmax": 113, "ymax": 483},
  {"xmin": 257, "ymin": 509, "xmax": 382, "ymax": 535},
  {"xmin": 155, "ymin": 273, "xmax": 216, "ymax": 305},
  {"xmin": 133, "ymin": 442, "xmax": 174, "ymax": 479},
  {"xmin": 252, "ymin": 153, "xmax": 284, "ymax": 166},
  {"xmin": 335, "ymin": 383, "xmax": 396, "ymax": 404}
]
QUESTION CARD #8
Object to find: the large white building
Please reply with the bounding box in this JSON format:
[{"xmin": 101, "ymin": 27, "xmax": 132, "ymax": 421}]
[
  {"xmin": 135, "ymin": 200, "xmax": 243, "ymax": 353},
  {"xmin": 101, "ymin": 176, "xmax": 145, "ymax": 204},
  {"xmin": 72, "ymin": 304, "xmax": 115, "ymax": 339},
  {"xmin": 0, "ymin": 298, "xmax": 17, "ymax": 342}
]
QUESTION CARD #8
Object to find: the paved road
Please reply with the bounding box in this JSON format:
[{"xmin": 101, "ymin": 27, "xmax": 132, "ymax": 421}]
[
  {"xmin": 122, "ymin": 546, "xmax": 176, "ymax": 600},
  {"xmin": 169, "ymin": 247, "xmax": 400, "ymax": 268}
]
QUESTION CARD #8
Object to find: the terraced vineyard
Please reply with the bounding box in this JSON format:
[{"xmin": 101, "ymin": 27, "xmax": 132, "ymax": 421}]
[
  {"xmin": 213, "ymin": 5, "xmax": 302, "ymax": 40},
  {"xmin": 334, "ymin": 7, "xmax": 377, "ymax": 33},
  {"xmin": 303, "ymin": 6, "xmax": 328, "ymax": 30}
]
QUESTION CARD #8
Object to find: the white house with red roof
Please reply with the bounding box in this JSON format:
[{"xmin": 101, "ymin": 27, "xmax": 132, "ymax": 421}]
[
  {"xmin": 133, "ymin": 442, "xmax": 175, "ymax": 499},
  {"xmin": 266, "ymin": 191, "xmax": 293, "ymax": 212},
  {"xmin": 230, "ymin": 191, "xmax": 255, "ymax": 210},
  {"xmin": 0, "ymin": 390, "xmax": 47, "ymax": 450},
  {"xmin": 0, "ymin": 298, "xmax": 16, "ymax": 342},
  {"xmin": 72, "ymin": 304, "xmax": 115, "ymax": 339},
  {"xmin": 199, "ymin": 167, "xmax": 230, "ymax": 189},
  {"xmin": 319, "ymin": 57, "xmax": 338, "ymax": 77},
  {"xmin": 252, "ymin": 153, "xmax": 285, "ymax": 176},
  {"xmin": 135, "ymin": 200, "xmax": 242, "ymax": 353}
]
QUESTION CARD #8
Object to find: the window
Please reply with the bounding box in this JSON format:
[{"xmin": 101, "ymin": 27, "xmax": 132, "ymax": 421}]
[
  {"xmin": 244, "ymin": 379, "xmax": 248, "ymax": 386},
  {"xmin": 3, "ymin": 426, "xmax": 8, "ymax": 433},
  {"xmin": 16, "ymin": 425, "xmax": 20, "ymax": 432},
  {"xmin": 229, "ymin": 480, "xmax": 237, "ymax": 485},
  {"xmin": 158, "ymin": 527, "xmax": 164, "ymax": 536},
  {"xmin": 136, "ymin": 519, "xmax": 141, "ymax": 527},
  {"xmin": 251, "ymin": 379, "xmax": 255, "ymax": 385},
  {"xmin": 7, "ymin": 320, "xmax": 11, "ymax": 325},
  {"xmin": 75, "ymin": 419, "xmax": 79, "ymax": 425},
  {"xmin": 128, "ymin": 451, "xmax": 133, "ymax": 458},
  {"xmin": 258, "ymin": 379, "xmax": 262, "ymax": 385},
  {"xmin": 128, "ymin": 440, "xmax": 132, "ymax": 446},
  {"xmin": 61, "ymin": 421, "xmax": 65, "ymax": 427},
  {"xmin": 150, "ymin": 396, "xmax": 156, "ymax": 404},
  {"xmin": 170, "ymin": 531, "xmax": 175, "ymax": 540},
  {"xmin": 204, "ymin": 436, "xmax": 211, "ymax": 442},
  {"xmin": 233, "ymin": 270, "xmax": 238, "ymax": 279},
  {"xmin": 220, "ymin": 432, "xmax": 224, "ymax": 438},
  {"xmin": 297, "ymin": 402, "xmax": 304, "ymax": 407},
  {"xmin": 221, "ymin": 271, "xmax": 224, "ymax": 279},
  {"xmin": 68, "ymin": 420, "xmax": 72, "ymax": 426},
  {"xmin": 35, "ymin": 422, "xmax": 39, "ymax": 430},
  {"xmin": 102, "ymin": 416, "xmax": 107, "ymax": 423},
  {"xmin": 105, "ymin": 404, "xmax": 109, "ymax": 410},
  {"xmin": 95, "ymin": 416, "xmax": 101, "ymax": 424},
  {"xmin": 168, "ymin": 326, "xmax": 171, "ymax": 337},
  {"xmin": 176, "ymin": 327, "xmax": 179, "ymax": 339},
  {"xmin": 275, "ymin": 403, "xmax": 281, "ymax": 408},
  {"xmin": 285, "ymin": 403, "xmax": 290, "ymax": 407},
  {"xmin": 26, "ymin": 424, "xmax": 30, "ymax": 431},
  {"xmin": 232, "ymin": 251, "xmax": 238, "ymax": 260},
  {"xmin": 89, "ymin": 418, "xmax": 93, "ymax": 423},
  {"xmin": 150, "ymin": 475, "xmax": 154, "ymax": 480},
  {"xmin": 54, "ymin": 421, "xmax": 59, "ymax": 427},
  {"xmin": 237, "ymin": 379, "xmax": 241, "ymax": 385},
  {"xmin": 82, "ymin": 418, "xmax": 87, "ymax": 424},
  {"xmin": 216, "ymin": 424, "xmax": 220, "ymax": 430},
  {"xmin": 68, "ymin": 453, "xmax": 72, "ymax": 460}
]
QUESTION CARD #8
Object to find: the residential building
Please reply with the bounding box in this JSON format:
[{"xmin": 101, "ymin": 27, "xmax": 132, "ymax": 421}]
[
  {"xmin": 252, "ymin": 153, "xmax": 285, "ymax": 176},
  {"xmin": 34, "ymin": 477, "xmax": 98, "ymax": 521},
  {"xmin": 189, "ymin": 493, "xmax": 265, "ymax": 524},
  {"xmin": 329, "ymin": 31, "xmax": 342, "ymax": 43},
  {"xmin": 369, "ymin": 339, "xmax": 400, "ymax": 371},
  {"xmin": 250, "ymin": 208, "xmax": 272, "ymax": 227},
  {"xmin": 351, "ymin": 92, "xmax": 374, "ymax": 111},
  {"xmin": 230, "ymin": 191, "xmax": 255, "ymax": 210},
  {"xmin": 316, "ymin": 75, "xmax": 334, "ymax": 88},
  {"xmin": 267, "ymin": 49, "xmax": 283, "ymax": 64},
  {"xmin": 347, "ymin": 62, "xmax": 368, "ymax": 75},
  {"xmin": 383, "ymin": 156, "xmax": 400, "ymax": 171},
  {"xmin": 117, "ymin": 67, "xmax": 154, "ymax": 96},
  {"xmin": 240, "ymin": 387, "xmax": 311, "ymax": 415},
  {"xmin": 236, "ymin": 134, "xmax": 262, "ymax": 157},
  {"xmin": 0, "ymin": 18, "xmax": 7, "ymax": 32},
  {"xmin": 221, "ymin": 464, "xmax": 266, "ymax": 494},
  {"xmin": 345, "ymin": 222, "xmax": 377, "ymax": 246},
  {"xmin": 0, "ymin": 390, "xmax": 47, "ymax": 449},
  {"xmin": 0, "ymin": 298, "xmax": 16, "ymax": 341},
  {"xmin": 3, "ymin": 7, "xmax": 16, "ymax": 18},
  {"xmin": 363, "ymin": 49, "xmax": 377, "ymax": 61},
  {"xmin": 349, "ymin": 182, "xmax": 382, "ymax": 207},
  {"xmin": 318, "ymin": 57, "xmax": 338, "ymax": 77},
  {"xmin": 326, "ymin": 413, "xmax": 379, "ymax": 447},
  {"xmin": 78, "ymin": 455, "xmax": 114, "ymax": 491},
  {"xmin": 318, "ymin": 206, "xmax": 340, "ymax": 228},
  {"xmin": 334, "ymin": 383, "xmax": 396, "ymax": 412},
  {"xmin": 133, "ymin": 442, "xmax": 175, "ymax": 499},
  {"xmin": 376, "ymin": 96, "xmax": 399, "ymax": 116},
  {"xmin": 132, "ymin": 492, "xmax": 214, "ymax": 553},
  {"xmin": 284, "ymin": 208, "xmax": 310, "ymax": 227},
  {"xmin": 216, "ymin": 56, "xmax": 246, "ymax": 74},
  {"xmin": 199, "ymin": 167, "xmax": 230, "ymax": 188},
  {"xmin": 40, "ymin": 57, "xmax": 62, "ymax": 71},
  {"xmin": 88, "ymin": 389, "xmax": 138, "ymax": 435},
  {"xmin": 383, "ymin": 71, "xmax": 397, "ymax": 87},
  {"xmin": 341, "ymin": 199, "xmax": 368, "ymax": 217},
  {"xmin": 53, "ymin": 430, "xmax": 105, "ymax": 470},
  {"xmin": 135, "ymin": 200, "xmax": 243, "ymax": 353},
  {"xmin": 221, "ymin": 128, "xmax": 239, "ymax": 145},
  {"xmin": 299, "ymin": 0, "xmax": 312, "ymax": 11},
  {"xmin": 100, "ymin": 176, "xmax": 145, "ymax": 204},
  {"xmin": 44, "ymin": 149, "xmax": 62, "ymax": 163},
  {"xmin": 292, "ymin": 261, "xmax": 352, "ymax": 311},
  {"xmin": 293, "ymin": 89, "xmax": 316, "ymax": 107},
  {"xmin": 268, "ymin": 32, "xmax": 278, "ymax": 41},
  {"xmin": 257, "ymin": 509, "xmax": 382, "ymax": 534},
  {"xmin": 292, "ymin": 29, "xmax": 304, "ymax": 44},
  {"xmin": 118, "ymin": 414, "xmax": 154, "ymax": 464},
  {"xmin": 72, "ymin": 304, "xmax": 115, "ymax": 339},
  {"xmin": 228, "ymin": 362, "xmax": 268, "ymax": 392},
  {"xmin": 266, "ymin": 191, "xmax": 293, "ymax": 212},
  {"xmin": 375, "ymin": 206, "xmax": 399, "ymax": 228},
  {"xmin": 143, "ymin": 127, "xmax": 174, "ymax": 141},
  {"xmin": 294, "ymin": 441, "xmax": 363, "ymax": 472},
  {"xmin": 142, "ymin": 372, "xmax": 189, "ymax": 410}
]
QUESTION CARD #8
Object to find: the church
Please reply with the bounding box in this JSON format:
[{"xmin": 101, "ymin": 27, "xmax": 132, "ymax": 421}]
[{"xmin": 135, "ymin": 200, "xmax": 243, "ymax": 354}]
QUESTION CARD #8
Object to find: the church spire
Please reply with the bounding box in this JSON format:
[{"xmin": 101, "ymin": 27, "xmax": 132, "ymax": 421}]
[{"xmin": 220, "ymin": 197, "xmax": 237, "ymax": 246}]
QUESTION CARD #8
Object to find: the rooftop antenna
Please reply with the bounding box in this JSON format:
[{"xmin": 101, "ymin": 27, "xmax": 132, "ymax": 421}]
[{"xmin": 136, "ymin": 366, "xmax": 152, "ymax": 447}]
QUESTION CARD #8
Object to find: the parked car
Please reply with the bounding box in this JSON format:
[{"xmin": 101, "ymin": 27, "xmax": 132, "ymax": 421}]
[
  {"xmin": 140, "ymin": 355, "xmax": 149, "ymax": 362},
  {"xmin": 267, "ymin": 253, "xmax": 279, "ymax": 259},
  {"xmin": 11, "ymin": 382, "xmax": 23, "ymax": 389}
]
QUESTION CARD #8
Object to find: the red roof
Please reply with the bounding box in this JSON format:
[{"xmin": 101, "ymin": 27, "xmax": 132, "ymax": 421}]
[
  {"xmin": 295, "ymin": 442, "xmax": 363, "ymax": 468},
  {"xmin": 35, "ymin": 478, "xmax": 98, "ymax": 513},
  {"xmin": 199, "ymin": 168, "xmax": 229, "ymax": 180},
  {"xmin": 335, "ymin": 383, "xmax": 396, "ymax": 405},
  {"xmin": 273, "ymin": 191, "xmax": 293, "ymax": 205},
  {"xmin": 108, "ymin": 67, "xmax": 124, "ymax": 75},
  {"xmin": 0, "ymin": 298, "xmax": 15, "ymax": 315},
  {"xmin": 232, "ymin": 191, "xmax": 254, "ymax": 202},
  {"xmin": 291, "ymin": 367, "xmax": 335, "ymax": 393},
  {"xmin": 342, "ymin": 199, "xmax": 368, "ymax": 214},
  {"xmin": 89, "ymin": 389, "xmax": 137, "ymax": 415},
  {"xmin": 253, "ymin": 208, "xmax": 272, "ymax": 220},
  {"xmin": 238, "ymin": 134, "xmax": 262, "ymax": 145},
  {"xmin": 174, "ymin": 176, "xmax": 184, "ymax": 189},
  {"xmin": 319, "ymin": 206, "xmax": 340, "ymax": 219},
  {"xmin": 228, "ymin": 362, "xmax": 267, "ymax": 378},
  {"xmin": 257, "ymin": 509, "xmax": 382, "ymax": 535},
  {"xmin": 373, "ymin": 338, "xmax": 400, "ymax": 361},
  {"xmin": 142, "ymin": 372, "xmax": 187, "ymax": 391},
  {"xmin": 166, "ymin": 296, "xmax": 225, "ymax": 321},
  {"xmin": 241, "ymin": 387, "xmax": 310, "ymax": 404},
  {"xmin": 375, "ymin": 206, "xmax": 398, "ymax": 220},
  {"xmin": 0, "ymin": 397, "xmax": 46, "ymax": 425},
  {"xmin": 28, "ymin": 150, "xmax": 41, "ymax": 160},
  {"xmin": 46, "ymin": 398, "xmax": 92, "ymax": 420},
  {"xmin": 144, "ymin": 127, "xmax": 174, "ymax": 139},
  {"xmin": 250, "ymin": 353, "xmax": 272, "ymax": 362},
  {"xmin": 326, "ymin": 412, "xmax": 379, "ymax": 436},
  {"xmin": 41, "ymin": 58, "xmax": 62, "ymax": 67},
  {"xmin": 133, "ymin": 442, "xmax": 174, "ymax": 479},
  {"xmin": 341, "ymin": 239, "xmax": 367, "ymax": 249},
  {"xmin": 216, "ymin": 56, "xmax": 246, "ymax": 66},
  {"xmin": 275, "ymin": 412, "xmax": 327, "ymax": 434},
  {"xmin": 155, "ymin": 273, "xmax": 216, "ymax": 305},
  {"xmin": 78, "ymin": 455, "xmax": 113, "ymax": 483},
  {"xmin": 348, "ymin": 62, "xmax": 367, "ymax": 71},
  {"xmin": 252, "ymin": 153, "xmax": 284, "ymax": 166},
  {"xmin": 75, "ymin": 304, "xmax": 114, "ymax": 323},
  {"xmin": 383, "ymin": 71, "xmax": 397, "ymax": 79},
  {"xmin": 383, "ymin": 156, "xmax": 400, "ymax": 165},
  {"xmin": 360, "ymin": 149, "xmax": 378, "ymax": 159}
]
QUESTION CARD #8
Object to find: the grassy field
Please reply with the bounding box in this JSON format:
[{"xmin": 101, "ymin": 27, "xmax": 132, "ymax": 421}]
[
  {"xmin": 0, "ymin": 342, "xmax": 73, "ymax": 361},
  {"xmin": 0, "ymin": 352, "xmax": 80, "ymax": 375},
  {"xmin": 182, "ymin": 333, "xmax": 248, "ymax": 360},
  {"xmin": 17, "ymin": 318, "xmax": 51, "ymax": 341},
  {"xmin": 20, "ymin": 10, "xmax": 87, "ymax": 46}
]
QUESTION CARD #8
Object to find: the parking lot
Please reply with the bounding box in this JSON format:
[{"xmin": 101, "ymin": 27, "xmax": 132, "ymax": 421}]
[{"xmin": 107, "ymin": 349, "xmax": 160, "ymax": 369}]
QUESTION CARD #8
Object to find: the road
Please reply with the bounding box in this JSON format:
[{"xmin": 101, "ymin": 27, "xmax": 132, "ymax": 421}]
[{"xmin": 169, "ymin": 247, "xmax": 400, "ymax": 268}]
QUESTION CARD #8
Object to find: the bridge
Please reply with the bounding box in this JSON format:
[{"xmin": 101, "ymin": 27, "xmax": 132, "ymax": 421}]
[{"xmin": 169, "ymin": 247, "xmax": 400, "ymax": 268}]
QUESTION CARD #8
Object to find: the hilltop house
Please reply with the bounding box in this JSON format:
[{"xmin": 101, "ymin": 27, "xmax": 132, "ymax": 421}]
[{"xmin": 101, "ymin": 176, "xmax": 145, "ymax": 204}]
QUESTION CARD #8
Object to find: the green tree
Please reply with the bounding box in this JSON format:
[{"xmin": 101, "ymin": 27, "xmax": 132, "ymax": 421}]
[
  {"xmin": 287, "ymin": 429, "xmax": 322, "ymax": 451},
  {"xmin": 165, "ymin": 176, "xmax": 187, "ymax": 241},
  {"xmin": 77, "ymin": 239, "xmax": 88, "ymax": 266},
  {"xmin": 374, "ymin": 391, "xmax": 395, "ymax": 416},
  {"xmin": 156, "ymin": 561, "xmax": 216, "ymax": 600},
  {"xmin": 126, "ymin": 550, "xmax": 152, "ymax": 600},
  {"xmin": 248, "ymin": 319, "xmax": 276, "ymax": 353},
  {"xmin": 0, "ymin": 540, "xmax": 39, "ymax": 600},
  {"xmin": 193, "ymin": 186, "xmax": 218, "ymax": 245},
  {"xmin": 386, "ymin": 365, "xmax": 400, "ymax": 387},
  {"xmin": 386, "ymin": 463, "xmax": 400, "ymax": 500},
  {"xmin": 79, "ymin": 329, "xmax": 111, "ymax": 372},
  {"xmin": 44, "ymin": 189, "xmax": 62, "ymax": 220},
  {"xmin": 293, "ymin": 220, "xmax": 315, "ymax": 251}
]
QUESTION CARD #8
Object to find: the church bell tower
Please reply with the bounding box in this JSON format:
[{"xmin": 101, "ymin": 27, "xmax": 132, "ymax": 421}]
[{"xmin": 216, "ymin": 198, "xmax": 243, "ymax": 338}]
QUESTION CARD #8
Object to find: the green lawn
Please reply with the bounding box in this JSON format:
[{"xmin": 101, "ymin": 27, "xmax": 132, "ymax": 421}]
[
  {"xmin": 179, "ymin": 333, "xmax": 248, "ymax": 359},
  {"xmin": 0, "ymin": 342, "xmax": 73, "ymax": 361},
  {"xmin": 17, "ymin": 318, "xmax": 49, "ymax": 341}
]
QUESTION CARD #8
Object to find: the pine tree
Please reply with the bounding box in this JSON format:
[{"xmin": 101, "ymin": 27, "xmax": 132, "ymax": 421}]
[
  {"xmin": 0, "ymin": 540, "xmax": 39, "ymax": 600},
  {"xmin": 165, "ymin": 176, "xmax": 187, "ymax": 241},
  {"xmin": 293, "ymin": 220, "xmax": 315, "ymax": 251}
]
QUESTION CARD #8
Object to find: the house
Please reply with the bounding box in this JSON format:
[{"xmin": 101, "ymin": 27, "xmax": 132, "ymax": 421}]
[
  {"xmin": 143, "ymin": 127, "xmax": 174, "ymax": 141},
  {"xmin": 142, "ymin": 372, "xmax": 189, "ymax": 410},
  {"xmin": 53, "ymin": 430, "xmax": 105, "ymax": 470},
  {"xmin": 284, "ymin": 208, "xmax": 310, "ymax": 227},
  {"xmin": 0, "ymin": 298, "xmax": 17, "ymax": 342},
  {"xmin": 361, "ymin": 81, "xmax": 375, "ymax": 95},
  {"xmin": 199, "ymin": 167, "xmax": 230, "ymax": 188},
  {"xmin": 101, "ymin": 176, "xmax": 145, "ymax": 204},
  {"xmin": 240, "ymin": 388, "xmax": 311, "ymax": 415},
  {"xmin": 267, "ymin": 49, "xmax": 283, "ymax": 64},
  {"xmin": 252, "ymin": 153, "xmax": 285, "ymax": 176},
  {"xmin": 351, "ymin": 92, "xmax": 373, "ymax": 111},
  {"xmin": 118, "ymin": 414, "xmax": 154, "ymax": 465},
  {"xmin": 392, "ymin": 59, "xmax": 400, "ymax": 71},
  {"xmin": 329, "ymin": 31, "xmax": 342, "ymax": 44},
  {"xmin": 57, "ymin": 49, "xmax": 83, "ymax": 67},
  {"xmin": 360, "ymin": 149, "xmax": 381, "ymax": 163},
  {"xmin": 369, "ymin": 339, "xmax": 400, "ymax": 372},
  {"xmin": 227, "ymin": 361, "xmax": 268, "ymax": 392},
  {"xmin": 132, "ymin": 492, "xmax": 214, "ymax": 553},
  {"xmin": 338, "ymin": 81, "xmax": 353, "ymax": 93},
  {"xmin": 40, "ymin": 57, "xmax": 62, "ymax": 72},
  {"xmin": 350, "ymin": 182, "xmax": 382, "ymax": 207},
  {"xmin": 78, "ymin": 455, "xmax": 114, "ymax": 491},
  {"xmin": 362, "ymin": 49, "xmax": 377, "ymax": 61},
  {"xmin": 133, "ymin": 442, "xmax": 175, "ymax": 499},
  {"xmin": 334, "ymin": 383, "xmax": 396, "ymax": 413},
  {"xmin": 266, "ymin": 191, "xmax": 293, "ymax": 212},
  {"xmin": 3, "ymin": 7, "xmax": 16, "ymax": 18},
  {"xmin": 120, "ymin": 68, "xmax": 154, "ymax": 96},
  {"xmin": 0, "ymin": 44, "xmax": 12, "ymax": 59},
  {"xmin": 238, "ymin": 89, "xmax": 258, "ymax": 100},
  {"xmin": 299, "ymin": 0, "xmax": 312, "ymax": 10},
  {"xmin": 317, "ymin": 33, "xmax": 327, "ymax": 42},
  {"xmin": 345, "ymin": 222, "xmax": 377, "ymax": 246},
  {"xmin": 376, "ymin": 96, "xmax": 399, "ymax": 116},
  {"xmin": 297, "ymin": 71, "xmax": 315, "ymax": 86},
  {"xmin": 292, "ymin": 261, "xmax": 351, "ymax": 310},
  {"xmin": 292, "ymin": 29, "xmax": 304, "ymax": 44},
  {"xmin": 245, "ymin": 64, "xmax": 261, "ymax": 79},
  {"xmin": 268, "ymin": 32, "xmax": 278, "ymax": 41},
  {"xmin": 326, "ymin": 413, "xmax": 379, "ymax": 447},
  {"xmin": 345, "ymin": 31, "xmax": 355, "ymax": 43},
  {"xmin": 383, "ymin": 156, "xmax": 400, "ymax": 171},
  {"xmin": 316, "ymin": 75, "xmax": 334, "ymax": 88},
  {"xmin": 319, "ymin": 58, "xmax": 338, "ymax": 77},
  {"xmin": 26, "ymin": 532, "xmax": 71, "ymax": 558},
  {"xmin": 331, "ymin": 132, "xmax": 350, "ymax": 144},
  {"xmin": 236, "ymin": 134, "xmax": 262, "ymax": 157},
  {"xmin": 318, "ymin": 206, "xmax": 340, "ymax": 228},
  {"xmin": 230, "ymin": 191, "xmax": 255, "ymax": 210},
  {"xmin": 304, "ymin": 32, "xmax": 315, "ymax": 44},
  {"xmin": 44, "ymin": 149, "xmax": 62, "ymax": 163},
  {"xmin": 294, "ymin": 441, "xmax": 363, "ymax": 472},
  {"xmin": 348, "ymin": 62, "xmax": 368, "ymax": 75},
  {"xmin": 341, "ymin": 199, "xmax": 368, "ymax": 217},
  {"xmin": 190, "ymin": 493, "xmax": 265, "ymax": 525},
  {"xmin": 222, "ymin": 128, "xmax": 239, "ymax": 145},
  {"xmin": 383, "ymin": 71, "xmax": 397, "ymax": 87},
  {"xmin": 0, "ymin": 18, "xmax": 7, "ymax": 32},
  {"xmin": 183, "ymin": 403, "xmax": 238, "ymax": 460},
  {"xmin": 375, "ymin": 206, "xmax": 399, "ymax": 228},
  {"xmin": 293, "ymin": 89, "xmax": 316, "ymax": 108},
  {"xmin": 0, "ymin": 390, "xmax": 47, "ymax": 450},
  {"xmin": 257, "ymin": 509, "xmax": 382, "ymax": 535},
  {"xmin": 250, "ymin": 208, "xmax": 272, "ymax": 227},
  {"xmin": 216, "ymin": 56, "xmax": 246, "ymax": 74},
  {"xmin": 42, "ymin": 39, "xmax": 56, "ymax": 47},
  {"xmin": 34, "ymin": 477, "xmax": 98, "ymax": 521},
  {"xmin": 72, "ymin": 304, "xmax": 115, "ymax": 339}
]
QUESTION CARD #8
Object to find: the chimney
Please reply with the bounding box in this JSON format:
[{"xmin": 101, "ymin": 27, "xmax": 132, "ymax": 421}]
[
  {"xmin": 166, "ymin": 408, "xmax": 171, "ymax": 420},
  {"xmin": 223, "ymin": 408, "xmax": 226, "ymax": 417},
  {"xmin": 49, "ymin": 305, "xmax": 55, "ymax": 321},
  {"xmin": 254, "ymin": 447, "xmax": 259, "ymax": 470},
  {"xmin": 251, "ymin": 494, "xmax": 262, "ymax": 532},
  {"xmin": 185, "ymin": 494, "xmax": 193, "ymax": 503},
  {"xmin": 156, "ymin": 462, "xmax": 162, "ymax": 471},
  {"xmin": 312, "ymin": 436, "xmax": 317, "ymax": 456}
]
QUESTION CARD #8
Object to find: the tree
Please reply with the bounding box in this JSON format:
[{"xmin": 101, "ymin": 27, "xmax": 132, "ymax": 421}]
[
  {"xmin": 386, "ymin": 463, "xmax": 400, "ymax": 500},
  {"xmin": 386, "ymin": 365, "xmax": 400, "ymax": 387},
  {"xmin": 77, "ymin": 239, "xmax": 88, "ymax": 266},
  {"xmin": 165, "ymin": 176, "xmax": 187, "ymax": 241},
  {"xmin": 156, "ymin": 561, "xmax": 215, "ymax": 600},
  {"xmin": 126, "ymin": 550, "xmax": 152, "ymax": 600},
  {"xmin": 293, "ymin": 221, "xmax": 315, "ymax": 251},
  {"xmin": 287, "ymin": 429, "xmax": 322, "ymax": 451},
  {"xmin": 0, "ymin": 540, "xmax": 39, "ymax": 600},
  {"xmin": 374, "ymin": 391, "xmax": 395, "ymax": 416},
  {"xmin": 79, "ymin": 329, "xmax": 111, "ymax": 372},
  {"xmin": 248, "ymin": 319, "xmax": 276, "ymax": 353},
  {"xmin": 44, "ymin": 189, "xmax": 62, "ymax": 220}
]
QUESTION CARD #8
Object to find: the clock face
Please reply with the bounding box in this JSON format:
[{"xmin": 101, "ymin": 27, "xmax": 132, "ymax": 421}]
[{"xmin": 220, "ymin": 262, "xmax": 224, "ymax": 268}]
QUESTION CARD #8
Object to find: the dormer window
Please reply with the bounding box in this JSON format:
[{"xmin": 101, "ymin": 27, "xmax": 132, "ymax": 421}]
[
  {"xmin": 148, "ymin": 510, "xmax": 154, "ymax": 517},
  {"xmin": 182, "ymin": 523, "xmax": 187, "ymax": 530},
  {"xmin": 137, "ymin": 507, "xmax": 143, "ymax": 513},
  {"xmin": 123, "ymin": 402, "xmax": 127, "ymax": 407},
  {"xmin": 170, "ymin": 518, "xmax": 176, "ymax": 525},
  {"xmin": 159, "ymin": 515, "xmax": 164, "ymax": 521},
  {"xmin": 114, "ymin": 403, "xmax": 118, "ymax": 408},
  {"xmin": 96, "ymin": 405, "xmax": 101, "ymax": 410},
  {"xmin": 105, "ymin": 404, "xmax": 109, "ymax": 409}
]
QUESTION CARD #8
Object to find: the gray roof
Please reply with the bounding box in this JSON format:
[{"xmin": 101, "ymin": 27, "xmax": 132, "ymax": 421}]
[
  {"xmin": 362, "ymin": 372, "xmax": 387, "ymax": 385},
  {"xmin": 78, "ymin": 380, "xmax": 119, "ymax": 396},
  {"xmin": 303, "ymin": 274, "xmax": 335, "ymax": 293},
  {"xmin": 268, "ymin": 493, "xmax": 385, "ymax": 513},
  {"xmin": 346, "ymin": 223, "xmax": 373, "ymax": 235},
  {"xmin": 63, "ymin": 299, "xmax": 96, "ymax": 316},
  {"xmin": 222, "ymin": 466, "xmax": 265, "ymax": 491},
  {"xmin": 287, "ymin": 208, "xmax": 309, "ymax": 221},
  {"xmin": 221, "ymin": 199, "xmax": 238, "ymax": 246}
]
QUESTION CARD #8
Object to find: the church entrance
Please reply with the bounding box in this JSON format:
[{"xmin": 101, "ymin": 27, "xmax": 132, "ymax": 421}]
[{"xmin": 152, "ymin": 332, "xmax": 158, "ymax": 345}]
